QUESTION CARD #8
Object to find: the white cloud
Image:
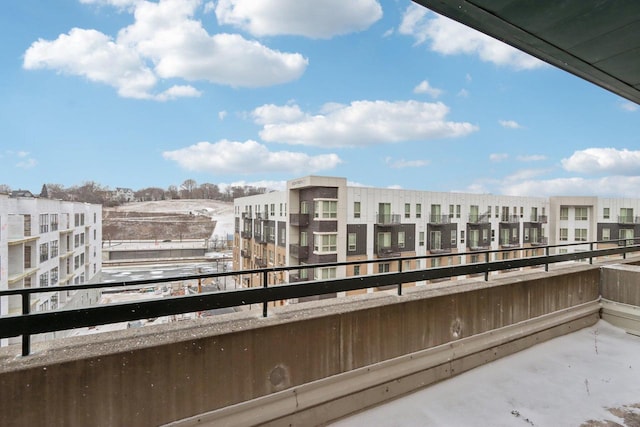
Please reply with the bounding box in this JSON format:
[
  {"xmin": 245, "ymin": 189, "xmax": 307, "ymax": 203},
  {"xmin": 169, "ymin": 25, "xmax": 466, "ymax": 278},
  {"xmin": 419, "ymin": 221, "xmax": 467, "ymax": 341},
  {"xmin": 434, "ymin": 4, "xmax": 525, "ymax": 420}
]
[
  {"xmin": 162, "ymin": 140, "xmax": 342, "ymax": 174},
  {"xmin": 504, "ymin": 168, "xmax": 549, "ymax": 182},
  {"xmin": 218, "ymin": 110, "xmax": 228, "ymax": 120},
  {"xmin": 253, "ymin": 100, "xmax": 478, "ymax": 147},
  {"xmin": 501, "ymin": 176, "xmax": 640, "ymax": 198},
  {"xmin": 385, "ymin": 157, "xmax": 429, "ymax": 169},
  {"xmin": 16, "ymin": 158, "xmax": 37, "ymax": 169},
  {"xmin": 499, "ymin": 119, "xmax": 521, "ymax": 129},
  {"xmin": 79, "ymin": 0, "xmax": 140, "ymax": 9},
  {"xmin": 399, "ymin": 4, "xmax": 544, "ymax": 70},
  {"xmin": 214, "ymin": 0, "xmax": 382, "ymax": 39},
  {"xmin": 620, "ymin": 101, "xmax": 638, "ymax": 112},
  {"xmin": 203, "ymin": 1, "xmax": 215, "ymax": 14},
  {"xmin": 219, "ymin": 179, "xmax": 286, "ymax": 192},
  {"xmin": 24, "ymin": 0, "xmax": 308, "ymax": 100},
  {"xmin": 489, "ymin": 153, "xmax": 508, "ymax": 162},
  {"xmin": 413, "ymin": 80, "xmax": 443, "ymax": 98},
  {"xmin": 457, "ymin": 88, "xmax": 469, "ymax": 98},
  {"xmin": 517, "ymin": 154, "xmax": 546, "ymax": 162},
  {"xmin": 562, "ymin": 148, "xmax": 640, "ymax": 175}
]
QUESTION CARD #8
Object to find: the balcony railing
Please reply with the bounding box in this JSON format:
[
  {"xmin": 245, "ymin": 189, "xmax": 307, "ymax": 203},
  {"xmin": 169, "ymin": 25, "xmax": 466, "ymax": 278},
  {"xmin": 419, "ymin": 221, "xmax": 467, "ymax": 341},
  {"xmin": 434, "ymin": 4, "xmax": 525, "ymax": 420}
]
[
  {"xmin": 289, "ymin": 244, "xmax": 309, "ymax": 259},
  {"xmin": 468, "ymin": 214, "xmax": 490, "ymax": 224},
  {"xmin": 468, "ymin": 242, "xmax": 490, "ymax": 251},
  {"xmin": 241, "ymin": 230, "xmax": 252, "ymax": 239},
  {"xmin": 254, "ymin": 232, "xmax": 267, "ymax": 244},
  {"xmin": 2, "ymin": 240, "xmax": 640, "ymax": 356},
  {"xmin": 530, "ymin": 215, "xmax": 548, "ymax": 223},
  {"xmin": 500, "ymin": 215, "xmax": 520, "ymax": 223},
  {"xmin": 429, "ymin": 215, "xmax": 451, "ymax": 225},
  {"xmin": 530, "ymin": 237, "xmax": 549, "ymax": 247},
  {"xmin": 376, "ymin": 214, "xmax": 401, "ymax": 225},
  {"xmin": 290, "ymin": 213, "xmax": 309, "ymax": 227},
  {"xmin": 500, "ymin": 240, "xmax": 520, "ymax": 248},
  {"xmin": 618, "ymin": 215, "xmax": 640, "ymax": 224},
  {"xmin": 376, "ymin": 247, "xmax": 401, "ymax": 258},
  {"xmin": 241, "ymin": 249, "xmax": 251, "ymax": 259},
  {"xmin": 241, "ymin": 212, "xmax": 252, "ymax": 220},
  {"xmin": 254, "ymin": 257, "xmax": 267, "ymax": 268}
]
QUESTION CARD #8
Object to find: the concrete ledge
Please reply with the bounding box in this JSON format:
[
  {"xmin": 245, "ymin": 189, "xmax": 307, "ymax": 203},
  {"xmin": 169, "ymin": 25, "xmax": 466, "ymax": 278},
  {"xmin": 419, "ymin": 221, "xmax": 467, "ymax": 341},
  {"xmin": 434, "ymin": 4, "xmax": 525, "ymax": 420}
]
[
  {"xmin": 168, "ymin": 301, "xmax": 600, "ymax": 427},
  {"xmin": 601, "ymin": 299, "xmax": 640, "ymax": 336}
]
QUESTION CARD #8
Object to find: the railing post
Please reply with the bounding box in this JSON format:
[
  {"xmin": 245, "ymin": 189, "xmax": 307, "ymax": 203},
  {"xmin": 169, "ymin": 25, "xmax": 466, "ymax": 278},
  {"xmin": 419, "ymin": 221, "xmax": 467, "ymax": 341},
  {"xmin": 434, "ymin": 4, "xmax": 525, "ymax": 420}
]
[
  {"xmin": 22, "ymin": 292, "xmax": 30, "ymax": 357},
  {"xmin": 484, "ymin": 252, "xmax": 489, "ymax": 281},
  {"xmin": 397, "ymin": 259, "xmax": 403, "ymax": 296},
  {"xmin": 589, "ymin": 242, "xmax": 593, "ymax": 264},
  {"xmin": 262, "ymin": 270, "xmax": 268, "ymax": 317},
  {"xmin": 545, "ymin": 246, "xmax": 549, "ymax": 272}
]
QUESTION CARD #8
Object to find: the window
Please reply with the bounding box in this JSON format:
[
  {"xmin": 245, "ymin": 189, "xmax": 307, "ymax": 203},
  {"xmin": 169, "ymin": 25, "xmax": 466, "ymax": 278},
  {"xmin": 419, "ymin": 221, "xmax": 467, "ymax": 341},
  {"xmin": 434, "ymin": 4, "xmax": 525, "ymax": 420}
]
[
  {"xmin": 348, "ymin": 233, "xmax": 357, "ymax": 251},
  {"xmin": 431, "ymin": 257, "xmax": 440, "ymax": 268},
  {"xmin": 575, "ymin": 228, "xmax": 588, "ymax": 241},
  {"xmin": 458, "ymin": 230, "xmax": 463, "ymax": 244},
  {"xmin": 559, "ymin": 228, "xmax": 568, "ymax": 241},
  {"xmin": 300, "ymin": 201, "xmax": 309, "ymax": 214},
  {"xmin": 449, "ymin": 204, "xmax": 454, "ymax": 218},
  {"xmin": 495, "ymin": 206, "xmax": 499, "ymax": 218},
  {"xmin": 315, "ymin": 267, "xmax": 336, "ymax": 280},
  {"xmin": 315, "ymin": 200, "xmax": 337, "ymax": 219},
  {"xmin": 378, "ymin": 263, "xmax": 390, "ymax": 273},
  {"xmin": 575, "ymin": 207, "xmax": 588, "ymax": 221},
  {"xmin": 404, "ymin": 203, "xmax": 410, "ymax": 218},
  {"xmin": 377, "ymin": 231, "xmax": 391, "ymax": 249},
  {"xmin": 603, "ymin": 208, "xmax": 610, "ymax": 219},
  {"xmin": 74, "ymin": 255, "xmax": 80, "ymax": 269},
  {"xmin": 398, "ymin": 231, "xmax": 405, "ymax": 248},
  {"xmin": 39, "ymin": 243, "xmax": 49, "ymax": 262},
  {"xmin": 280, "ymin": 203, "xmax": 283, "ymax": 216},
  {"xmin": 491, "ymin": 229, "xmax": 495, "ymax": 241},
  {"xmin": 314, "ymin": 234, "xmax": 337, "ymax": 253},
  {"xmin": 50, "ymin": 240, "xmax": 59, "ymax": 258},
  {"xmin": 74, "ymin": 234, "xmax": 80, "ymax": 248},
  {"xmin": 419, "ymin": 231, "xmax": 425, "ymax": 246},
  {"xmin": 270, "ymin": 204, "xmax": 275, "ymax": 216},
  {"xmin": 39, "ymin": 214, "xmax": 49, "ymax": 233},
  {"xmin": 620, "ymin": 208, "xmax": 634, "ymax": 223},
  {"xmin": 470, "ymin": 205, "xmax": 479, "ymax": 222},
  {"xmin": 50, "ymin": 214, "xmax": 58, "ymax": 231},
  {"xmin": 560, "ymin": 207, "xmax": 569, "ymax": 220},
  {"xmin": 51, "ymin": 267, "xmax": 59, "ymax": 285},
  {"xmin": 602, "ymin": 228, "xmax": 610, "ymax": 241},
  {"xmin": 456, "ymin": 205, "xmax": 461, "ymax": 218},
  {"xmin": 354, "ymin": 265, "xmax": 360, "ymax": 276},
  {"xmin": 354, "ymin": 201, "xmax": 361, "ymax": 218},
  {"xmin": 430, "ymin": 230, "xmax": 442, "ymax": 250},
  {"xmin": 40, "ymin": 272, "xmax": 48, "ymax": 287},
  {"xmin": 620, "ymin": 228, "xmax": 634, "ymax": 245},
  {"xmin": 416, "ymin": 203, "xmax": 422, "ymax": 218},
  {"xmin": 520, "ymin": 207, "xmax": 524, "ymax": 218},
  {"xmin": 300, "ymin": 231, "xmax": 308, "ymax": 246}
]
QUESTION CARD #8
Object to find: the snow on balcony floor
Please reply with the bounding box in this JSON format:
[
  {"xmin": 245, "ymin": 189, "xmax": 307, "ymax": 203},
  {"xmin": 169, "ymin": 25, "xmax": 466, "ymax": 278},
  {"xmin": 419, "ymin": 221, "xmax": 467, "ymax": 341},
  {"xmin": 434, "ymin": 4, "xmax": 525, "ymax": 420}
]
[{"xmin": 332, "ymin": 321, "xmax": 640, "ymax": 427}]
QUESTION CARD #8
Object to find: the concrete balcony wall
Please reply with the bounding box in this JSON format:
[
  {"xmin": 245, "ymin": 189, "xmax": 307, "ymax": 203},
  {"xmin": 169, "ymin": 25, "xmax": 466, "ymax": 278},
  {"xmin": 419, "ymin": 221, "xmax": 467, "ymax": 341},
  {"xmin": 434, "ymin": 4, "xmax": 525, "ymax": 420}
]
[
  {"xmin": 0, "ymin": 264, "xmax": 604, "ymax": 427},
  {"xmin": 600, "ymin": 263, "xmax": 640, "ymax": 335}
]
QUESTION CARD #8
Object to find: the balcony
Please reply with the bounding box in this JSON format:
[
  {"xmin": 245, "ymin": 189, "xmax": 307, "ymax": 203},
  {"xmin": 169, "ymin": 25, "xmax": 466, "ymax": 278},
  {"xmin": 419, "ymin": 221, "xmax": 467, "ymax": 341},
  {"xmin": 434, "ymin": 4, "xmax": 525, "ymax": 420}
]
[
  {"xmin": 254, "ymin": 257, "xmax": 267, "ymax": 268},
  {"xmin": 468, "ymin": 214, "xmax": 490, "ymax": 224},
  {"xmin": 429, "ymin": 215, "xmax": 451, "ymax": 225},
  {"xmin": 500, "ymin": 215, "xmax": 520, "ymax": 223},
  {"xmin": 290, "ymin": 213, "xmax": 309, "ymax": 227},
  {"xmin": 376, "ymin": 247, "xmax": 401, "ymax": 258},
  {"xmin": 618, "ymin": 215, "xmax": 640, "ymax": 224},
  {"xmin": 241, "ymin": 212, "xmax": 252, "ymax": 220},
  {"xmin": 241, "ymin": 230, "xmax": 252, "ymax": 239},
  {"xmin": 254, "ymin": 232, "xmax": 267, "ymax": 244},
  {"xmin": 530, "ymin": 215, "xmax": 548, "ymax": 223},
  {"xmin": 468, "ymin": 241, "xmax": 490, "ymax": 251},
  {"xmin": 376, "ymin": 214, "xmax": 401, "ymax": 225},
  {"xmin": 500, "ymin": 240, "xmax": 520, "ymax": 248},
  {"xmin": 241, "ymin": 249, "xmax": 251, "ymax": 259},
  {"xmin": 289, "ymin": 244, "xmax": 309, "ymax": 259},
  {"xmin": 255, "ymin": 213, "xmax": 264, "ymax": 221},
  {"xmin": 530, "ymin": 237, "xmax": 549, "ymax": 246},
  {"xmin": 428, "ymin": 243, "xmax": 451, "ymax": 254}
]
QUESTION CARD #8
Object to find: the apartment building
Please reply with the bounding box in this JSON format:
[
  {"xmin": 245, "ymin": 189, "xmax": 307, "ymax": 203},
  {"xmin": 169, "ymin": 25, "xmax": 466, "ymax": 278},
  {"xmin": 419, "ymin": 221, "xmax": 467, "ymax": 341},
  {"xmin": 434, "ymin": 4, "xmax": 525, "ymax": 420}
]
[
  {"xmin": 233, "ymin": 176, "xmax": 553, "ymax": 293},
  {"xmin": 0, "ymin": 191, "xmax": 102, "ymax": 345}
]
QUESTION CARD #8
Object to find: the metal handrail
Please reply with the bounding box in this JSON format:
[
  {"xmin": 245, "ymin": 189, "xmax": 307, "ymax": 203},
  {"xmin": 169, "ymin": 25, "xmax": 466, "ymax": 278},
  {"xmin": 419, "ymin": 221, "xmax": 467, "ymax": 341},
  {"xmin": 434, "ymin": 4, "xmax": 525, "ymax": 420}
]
[{"xmin": 1, "ymin": 240, "xmax": 639, "ymax": 356}]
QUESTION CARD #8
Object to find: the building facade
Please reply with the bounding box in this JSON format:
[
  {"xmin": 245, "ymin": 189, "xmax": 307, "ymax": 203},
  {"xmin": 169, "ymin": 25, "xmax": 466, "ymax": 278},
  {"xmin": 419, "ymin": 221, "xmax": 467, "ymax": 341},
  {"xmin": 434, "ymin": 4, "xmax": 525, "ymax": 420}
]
[
  {"xmin": 233, "ymin": 176, "xmax": 640, "ymax": 297},
  {"xmin": 0, "ymin": 192, "xmax": 102, "ymax": 345}
]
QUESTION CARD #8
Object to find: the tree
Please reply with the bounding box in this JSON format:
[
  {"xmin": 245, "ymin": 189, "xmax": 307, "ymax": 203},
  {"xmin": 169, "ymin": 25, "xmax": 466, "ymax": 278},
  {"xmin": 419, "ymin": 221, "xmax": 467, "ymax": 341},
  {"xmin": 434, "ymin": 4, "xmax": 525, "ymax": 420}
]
[
  {"xmin": 180, "ymin": 179, "xmax": 197, "ymax": 198},
  {"xmin": 0, "ymin": 184, "xmax": 11, "ymax": 194},
  {"xmin": 167, "ymin": 185, "xmax": 180, "ymax": 199},
  {"xmin": 200, "ymin": 183, "xmax": 220, "ymax": 200}
]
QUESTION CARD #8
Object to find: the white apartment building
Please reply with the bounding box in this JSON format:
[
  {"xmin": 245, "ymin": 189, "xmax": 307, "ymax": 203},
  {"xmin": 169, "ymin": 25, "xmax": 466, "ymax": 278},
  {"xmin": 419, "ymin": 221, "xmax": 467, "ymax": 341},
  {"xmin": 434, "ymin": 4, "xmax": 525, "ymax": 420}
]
[
  {"xmin": 0, "ymin": 191, "xmax": 102, "ymax": 346},
  {"xmin": 233, "ymin": 176, "xmax": 640, "ymax": 296}
]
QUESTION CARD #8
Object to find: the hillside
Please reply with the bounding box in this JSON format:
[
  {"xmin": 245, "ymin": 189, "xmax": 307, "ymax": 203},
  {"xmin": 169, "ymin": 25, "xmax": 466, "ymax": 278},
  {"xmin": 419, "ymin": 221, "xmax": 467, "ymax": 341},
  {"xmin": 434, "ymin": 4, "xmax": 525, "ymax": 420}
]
[{"xmin": 103, "ymin": 200, "xmax": 234, "ymax": 241}]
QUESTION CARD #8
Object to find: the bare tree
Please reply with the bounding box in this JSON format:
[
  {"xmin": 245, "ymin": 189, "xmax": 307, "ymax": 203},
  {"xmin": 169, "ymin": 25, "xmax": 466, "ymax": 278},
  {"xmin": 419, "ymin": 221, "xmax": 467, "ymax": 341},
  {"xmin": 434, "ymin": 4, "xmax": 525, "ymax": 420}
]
[{"xmin": 180, "ymin": 179, "xmax": 197, "ymax": 198}]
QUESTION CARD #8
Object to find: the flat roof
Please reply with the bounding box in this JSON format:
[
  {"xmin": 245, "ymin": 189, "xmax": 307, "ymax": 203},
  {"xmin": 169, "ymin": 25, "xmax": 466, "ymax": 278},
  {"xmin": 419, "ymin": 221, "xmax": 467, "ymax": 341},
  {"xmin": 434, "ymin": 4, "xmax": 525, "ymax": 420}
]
[
  {"xmin": 332, "ymin": 320, "xmax": 640, "ymax": 426},
  {"xmin": 414, "ymin": 0, "xmax": 640, "ymax": 105}
]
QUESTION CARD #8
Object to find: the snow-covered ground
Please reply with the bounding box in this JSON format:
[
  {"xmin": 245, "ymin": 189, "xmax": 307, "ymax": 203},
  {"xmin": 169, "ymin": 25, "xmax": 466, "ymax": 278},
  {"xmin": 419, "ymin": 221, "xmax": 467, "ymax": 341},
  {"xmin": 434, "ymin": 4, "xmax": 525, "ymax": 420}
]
[
  {"xmin": 112, "ymin": 199, "xmax": 234, "ymax": 241},
  {"xmin": 331, "ymin": 321, "xmax": 640, "ymax": 427}
]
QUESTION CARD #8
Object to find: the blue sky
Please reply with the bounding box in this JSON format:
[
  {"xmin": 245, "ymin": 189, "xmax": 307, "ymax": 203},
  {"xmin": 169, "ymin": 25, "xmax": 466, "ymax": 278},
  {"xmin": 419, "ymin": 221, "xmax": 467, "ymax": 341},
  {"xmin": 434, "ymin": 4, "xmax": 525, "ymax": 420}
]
[{"xmin": 1, "ymin": 0, "xmax": 639, "ymax": 197}]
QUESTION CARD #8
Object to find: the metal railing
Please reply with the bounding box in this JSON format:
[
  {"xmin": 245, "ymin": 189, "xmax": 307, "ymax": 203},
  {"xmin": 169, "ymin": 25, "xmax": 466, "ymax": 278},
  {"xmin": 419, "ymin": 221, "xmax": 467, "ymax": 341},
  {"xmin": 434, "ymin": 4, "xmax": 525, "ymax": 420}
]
[{"xmin": 1, "ymin": 240, "xmax": 639, "ymax": 356}]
